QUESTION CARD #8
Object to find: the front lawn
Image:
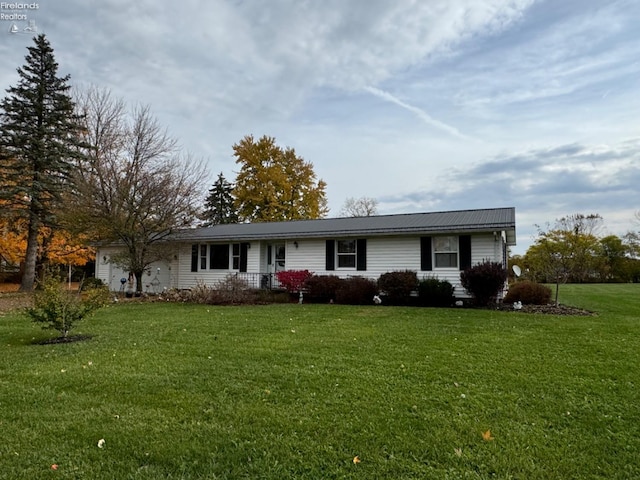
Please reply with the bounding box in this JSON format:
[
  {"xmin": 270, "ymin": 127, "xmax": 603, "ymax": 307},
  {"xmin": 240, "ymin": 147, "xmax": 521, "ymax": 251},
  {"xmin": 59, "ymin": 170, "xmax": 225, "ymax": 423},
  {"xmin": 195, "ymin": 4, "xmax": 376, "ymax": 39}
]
[{"xmin": 1, "ymin": 284, "xmax": 639, "ymax": 479}]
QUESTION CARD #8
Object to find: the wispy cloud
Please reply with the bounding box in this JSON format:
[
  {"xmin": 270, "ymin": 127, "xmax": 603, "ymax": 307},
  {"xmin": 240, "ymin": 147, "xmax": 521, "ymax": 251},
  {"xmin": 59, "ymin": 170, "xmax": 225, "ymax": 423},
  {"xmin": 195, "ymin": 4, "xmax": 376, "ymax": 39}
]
[{"xmin": 363, "ymin": 86, "xmax": 472, "ymax": 140}]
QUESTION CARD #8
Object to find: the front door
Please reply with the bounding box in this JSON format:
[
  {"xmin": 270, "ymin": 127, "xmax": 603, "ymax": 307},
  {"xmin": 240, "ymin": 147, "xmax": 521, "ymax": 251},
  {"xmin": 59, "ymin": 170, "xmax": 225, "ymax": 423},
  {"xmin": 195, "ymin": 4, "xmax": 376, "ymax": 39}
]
[
  {"xmin": 268, "ymin": 243, "xmax": 286, "ymax": 274},
  {"xmin": 266, "ymin": 243, "xmax": 286, "ymax": 289}
]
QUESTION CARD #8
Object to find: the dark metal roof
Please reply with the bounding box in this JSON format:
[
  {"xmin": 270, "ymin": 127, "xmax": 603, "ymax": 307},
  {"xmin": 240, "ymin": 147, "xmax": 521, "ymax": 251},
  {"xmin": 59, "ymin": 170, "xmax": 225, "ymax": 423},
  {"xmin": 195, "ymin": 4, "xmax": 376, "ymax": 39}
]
[{"xmin": 174, "ymin": 207, "xmax": 516, "ymax": 245}]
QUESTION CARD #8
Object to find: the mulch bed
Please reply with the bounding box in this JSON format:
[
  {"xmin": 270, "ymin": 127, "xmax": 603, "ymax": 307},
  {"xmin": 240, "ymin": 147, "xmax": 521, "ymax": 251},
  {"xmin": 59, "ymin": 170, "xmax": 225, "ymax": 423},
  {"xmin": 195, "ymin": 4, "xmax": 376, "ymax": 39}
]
[
  {"xmin": 1, "ymin": 286, "xmax": 595, "ymax": 317},
  {"xmin": 495, "ymin": 303, "xmax": 595, "ymax": 316},
  {"xmin": 36, "ymin": 334, "xmax": 93, "ymax": 345}
]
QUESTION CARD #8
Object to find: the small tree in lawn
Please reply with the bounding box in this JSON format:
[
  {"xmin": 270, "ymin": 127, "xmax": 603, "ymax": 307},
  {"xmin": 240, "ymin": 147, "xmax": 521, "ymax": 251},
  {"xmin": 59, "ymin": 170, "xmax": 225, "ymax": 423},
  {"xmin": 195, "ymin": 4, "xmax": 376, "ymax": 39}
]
[
  {"xmin": 525, "ymin": 213, "xmax": 603, "ymax": 304},
  {"xmin": 460, "ymin": 261, "xmax": 508, "ymax": 306},
  {"xmin": 25, "ymin": 274, "xmax": 109, "ymax": 339}
]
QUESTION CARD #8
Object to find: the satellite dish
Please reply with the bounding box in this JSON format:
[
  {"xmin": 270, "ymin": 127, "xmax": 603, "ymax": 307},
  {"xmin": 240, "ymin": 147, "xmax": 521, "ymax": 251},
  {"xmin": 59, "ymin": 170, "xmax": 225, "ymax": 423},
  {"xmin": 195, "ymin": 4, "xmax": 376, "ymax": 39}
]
[{"xmin": 512, "ymin": 265, "xmax": 522, "ymax": 277}]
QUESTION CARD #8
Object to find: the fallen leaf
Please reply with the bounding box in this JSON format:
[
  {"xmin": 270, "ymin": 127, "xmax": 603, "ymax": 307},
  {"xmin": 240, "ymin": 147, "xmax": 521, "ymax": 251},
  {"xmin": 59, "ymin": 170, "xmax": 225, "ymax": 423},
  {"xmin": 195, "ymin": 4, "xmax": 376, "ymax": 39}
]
[
  {"xmin": 51, "ymin": 464, "xmax": 59, "ymax": 470},
  {"xmin": 482, "ymin": 430, "xmax": 494, "ymax": 441},
  {"xmin": 353, "ymin": 455, "xmax": 361, "ymax": 464},
  {"xmin": 454, "ymin": 448, "xmax": 462, "ymax": 457}
]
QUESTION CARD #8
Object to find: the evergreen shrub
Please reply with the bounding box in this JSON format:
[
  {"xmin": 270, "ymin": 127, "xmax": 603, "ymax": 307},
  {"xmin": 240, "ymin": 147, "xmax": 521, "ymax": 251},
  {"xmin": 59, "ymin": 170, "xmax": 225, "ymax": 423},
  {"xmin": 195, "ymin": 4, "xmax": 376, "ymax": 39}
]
[{"xmin": 417, "ymin": 277, "xmax": 455, "ymax": 307}]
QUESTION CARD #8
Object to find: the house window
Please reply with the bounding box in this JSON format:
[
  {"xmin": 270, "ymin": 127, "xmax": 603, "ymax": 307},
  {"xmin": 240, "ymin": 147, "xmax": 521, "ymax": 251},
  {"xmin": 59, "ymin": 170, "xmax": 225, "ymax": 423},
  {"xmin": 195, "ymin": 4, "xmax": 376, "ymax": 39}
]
[
  {"xmin": 433, "ymin": 236, "xmax": 458, "ymax": 268},
  {"xmin": 210, "ymin": 244, "xmax": 230, "ymax": 270},
  {"xmin": 337, "ymin": 240, "xmax": 356, "ymax": 268},
  {"xmin": 232, "ymin": 243, "xmax": 240, "ymax": 270},
  {"xmin": 200, "ymin": 245, "xmax": 208, "ymax": 270}
]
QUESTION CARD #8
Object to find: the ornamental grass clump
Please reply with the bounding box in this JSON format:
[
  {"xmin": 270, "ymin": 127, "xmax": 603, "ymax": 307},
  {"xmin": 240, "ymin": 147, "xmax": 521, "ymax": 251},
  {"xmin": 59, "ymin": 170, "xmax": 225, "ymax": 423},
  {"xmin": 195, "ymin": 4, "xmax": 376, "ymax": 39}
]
[{"xmin": 25, "ymin": 275, "xmax": 109, "ymax": 338}]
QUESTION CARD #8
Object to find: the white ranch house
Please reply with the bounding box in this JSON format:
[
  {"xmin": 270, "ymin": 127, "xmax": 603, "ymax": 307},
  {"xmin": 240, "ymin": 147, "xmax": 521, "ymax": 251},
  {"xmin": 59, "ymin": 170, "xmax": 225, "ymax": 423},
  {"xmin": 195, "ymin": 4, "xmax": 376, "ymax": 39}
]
[{"xmin": 95, "ymin": 207, "xmax": 516, "ymax": 298}]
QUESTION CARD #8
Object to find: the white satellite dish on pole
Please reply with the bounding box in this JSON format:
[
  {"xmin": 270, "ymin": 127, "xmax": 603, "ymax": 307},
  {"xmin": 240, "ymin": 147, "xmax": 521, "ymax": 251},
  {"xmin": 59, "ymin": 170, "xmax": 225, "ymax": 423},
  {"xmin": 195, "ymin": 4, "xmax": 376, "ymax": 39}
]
[{"xmin": 512, "ymin": 265, "xmax": 522, "ymax": 277}]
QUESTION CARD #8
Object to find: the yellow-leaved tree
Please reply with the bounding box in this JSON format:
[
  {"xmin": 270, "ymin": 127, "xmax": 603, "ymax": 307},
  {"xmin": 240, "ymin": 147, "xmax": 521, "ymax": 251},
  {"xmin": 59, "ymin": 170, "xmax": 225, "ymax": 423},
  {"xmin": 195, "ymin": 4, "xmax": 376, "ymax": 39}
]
[{"xmin": 233, "ymin": 135, "xmax": 328, "ymax": 222}]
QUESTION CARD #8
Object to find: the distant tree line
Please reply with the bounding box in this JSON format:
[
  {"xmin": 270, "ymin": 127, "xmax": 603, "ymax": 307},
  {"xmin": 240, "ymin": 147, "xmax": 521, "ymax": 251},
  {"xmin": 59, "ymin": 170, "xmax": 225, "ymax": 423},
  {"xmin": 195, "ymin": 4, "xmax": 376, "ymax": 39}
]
[{"xmin": 512, "ymin": 213, "xmax": 640, "ymax": 285}]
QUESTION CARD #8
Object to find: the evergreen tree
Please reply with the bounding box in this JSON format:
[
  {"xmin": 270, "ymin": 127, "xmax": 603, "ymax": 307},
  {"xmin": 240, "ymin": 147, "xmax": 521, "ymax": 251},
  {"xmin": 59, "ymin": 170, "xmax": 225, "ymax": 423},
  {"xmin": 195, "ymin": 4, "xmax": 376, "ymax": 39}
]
[
  {"xmin": 201, "ymin": 172, "xmax": 238, "ymax": 226},
  {"xmin": 0, "ymin": 34, "xmax": 84, "ymax": 291}
]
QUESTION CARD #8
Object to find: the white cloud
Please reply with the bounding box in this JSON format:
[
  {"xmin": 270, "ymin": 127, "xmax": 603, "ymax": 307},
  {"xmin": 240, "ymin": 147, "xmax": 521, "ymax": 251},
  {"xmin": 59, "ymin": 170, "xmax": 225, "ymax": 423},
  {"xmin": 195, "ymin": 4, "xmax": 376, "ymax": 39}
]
[
  {"xmin": 1, "ymin": 0, "xmax": 639, "ymax": 253},
  {"xmin": 380, "ymin": 138, "xmax": 640, "ymax": 253}
]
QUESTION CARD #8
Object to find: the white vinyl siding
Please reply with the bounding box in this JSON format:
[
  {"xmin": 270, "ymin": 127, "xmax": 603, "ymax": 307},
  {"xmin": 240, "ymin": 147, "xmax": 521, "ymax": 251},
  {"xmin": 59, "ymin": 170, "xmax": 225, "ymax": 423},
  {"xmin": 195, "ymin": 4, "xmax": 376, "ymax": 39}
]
[
  {"xmin": 97, "ymin": 231, "xmax": 509, "ymax": 299},
  {"xmin": 175, "ymin": 242, "xmax": 259, "ymax": 289},
  {"xmin": 472, "ymin": 234, "xmax": 502, "ymax": 266}
]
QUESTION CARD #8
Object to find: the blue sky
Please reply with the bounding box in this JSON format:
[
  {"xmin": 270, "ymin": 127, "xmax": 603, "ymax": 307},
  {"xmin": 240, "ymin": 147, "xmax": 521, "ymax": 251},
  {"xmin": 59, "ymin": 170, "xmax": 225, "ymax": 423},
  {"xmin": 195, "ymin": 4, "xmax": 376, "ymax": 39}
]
[{"xmin": 1, "ymin": 0, "xmax": 639, "ymax": 253}]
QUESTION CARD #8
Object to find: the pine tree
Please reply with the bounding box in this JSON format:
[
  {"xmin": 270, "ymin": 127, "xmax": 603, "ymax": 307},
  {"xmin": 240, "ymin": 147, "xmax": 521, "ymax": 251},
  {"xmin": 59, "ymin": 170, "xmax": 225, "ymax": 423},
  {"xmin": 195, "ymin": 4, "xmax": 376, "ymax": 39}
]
[
  {"xmin": 0, "ymin": 34, "xmax": 84, "ymax": 291},
  {"xmin": 201, "ymin": 172, "xmax": 238, "ymax": 226}
]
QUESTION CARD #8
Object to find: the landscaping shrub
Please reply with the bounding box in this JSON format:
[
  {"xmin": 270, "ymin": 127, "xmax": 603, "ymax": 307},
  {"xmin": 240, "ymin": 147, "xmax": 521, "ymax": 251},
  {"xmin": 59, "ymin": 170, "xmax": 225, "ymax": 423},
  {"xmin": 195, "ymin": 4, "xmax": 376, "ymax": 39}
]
[
  {"xmin": 377, "ymin": 270, "xmax": 418, "ymax": 305},
  {"xmin": 417, "ymin": 277, "xmax": 455, "ymax": 307},
  {"xmin": 504, "ymin": 280, "xmax": 552, "ymax": 305},
  {"xmin": 183, "ymin": 276, "xmax": 254, "ymax": 305},
  {"xmin": 335, "ymin": 276, "xmax": 378, "ymax": 305},
  {"xmin": 207, "ymin": 275, "xmax": 253, "ymax": 305},
  {"xmin": 305, "ymin": 275, "xmax": 343, "ymax": 303},
  {"xmin": 80, "ymin": 277, "xmax": 106, "ymax": 291},
  {"xmin": 25, "ymin": 275, "xmax": 109, "ymax": 338},
  {"xmin": 163, "ymin": 276, "xmax": 289, "ymax": 306},
  {"xmin": 460, "ymin": 261, "xmax": 508, "ymax": 306},
  {"xmin": 275, "ymin": 270, "xmax": 313, "ymax": 293}
]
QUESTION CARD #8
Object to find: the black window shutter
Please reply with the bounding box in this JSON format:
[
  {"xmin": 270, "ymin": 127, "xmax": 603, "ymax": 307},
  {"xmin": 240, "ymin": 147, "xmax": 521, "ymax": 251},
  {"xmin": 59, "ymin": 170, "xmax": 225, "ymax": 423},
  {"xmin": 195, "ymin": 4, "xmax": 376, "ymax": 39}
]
[
  {"xmin": 356, "ymin": 239, "xmax": 367, "ymax": 271},
  {"xmin": 240, "ymin": 243, "xmax": 249, "ymax": 272},
  {"xmin": 191, "ymin": 244, "xmax": 198, "ymax": 272},
  {"xmin": 325, "ymin": 240, "xmax": 335, "ymax": 271},
  {"xmin": 420, "ymin": 237, "xmax": 432, "ymax": 271},
  {"xmin": 459, "ymin": 235, "xmax": 471, "ymax": 271}
]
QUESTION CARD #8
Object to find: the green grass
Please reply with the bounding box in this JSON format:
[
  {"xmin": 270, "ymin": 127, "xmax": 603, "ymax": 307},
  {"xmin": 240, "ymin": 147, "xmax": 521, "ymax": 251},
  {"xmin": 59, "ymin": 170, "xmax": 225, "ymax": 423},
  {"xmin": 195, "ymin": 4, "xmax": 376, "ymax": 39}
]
[{"xmin": 1, "ymin": 284, "xmax": 639, "ymax": 479}]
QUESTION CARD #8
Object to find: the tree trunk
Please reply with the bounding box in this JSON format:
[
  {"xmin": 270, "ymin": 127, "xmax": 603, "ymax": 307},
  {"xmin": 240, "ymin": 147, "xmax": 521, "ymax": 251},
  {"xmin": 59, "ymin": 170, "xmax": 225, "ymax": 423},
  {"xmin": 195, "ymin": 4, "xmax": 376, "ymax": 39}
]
[
  {"xmin": 20, "ymin": 216, "xmax": 40, "ymax": 292},
  {"xmin": 135, "ymin": 270, "xmax": 144, "ymax": 295}
]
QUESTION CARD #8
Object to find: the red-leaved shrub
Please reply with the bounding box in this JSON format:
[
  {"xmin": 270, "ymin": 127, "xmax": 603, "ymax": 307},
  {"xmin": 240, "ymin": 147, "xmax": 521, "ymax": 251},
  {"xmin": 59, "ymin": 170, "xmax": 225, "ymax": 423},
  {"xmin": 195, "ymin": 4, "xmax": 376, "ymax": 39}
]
[{"xmin": 275, "ymin": 270, "xmax": 313, "ymax": 293}]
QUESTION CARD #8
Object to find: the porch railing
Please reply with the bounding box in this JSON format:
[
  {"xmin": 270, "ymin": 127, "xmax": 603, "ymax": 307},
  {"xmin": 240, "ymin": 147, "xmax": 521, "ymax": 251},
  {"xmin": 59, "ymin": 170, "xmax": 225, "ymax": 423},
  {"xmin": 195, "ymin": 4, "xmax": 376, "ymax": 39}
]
[{"xmin": 235, "ymin": 272, "xmax": 283, "ymax": 290}]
